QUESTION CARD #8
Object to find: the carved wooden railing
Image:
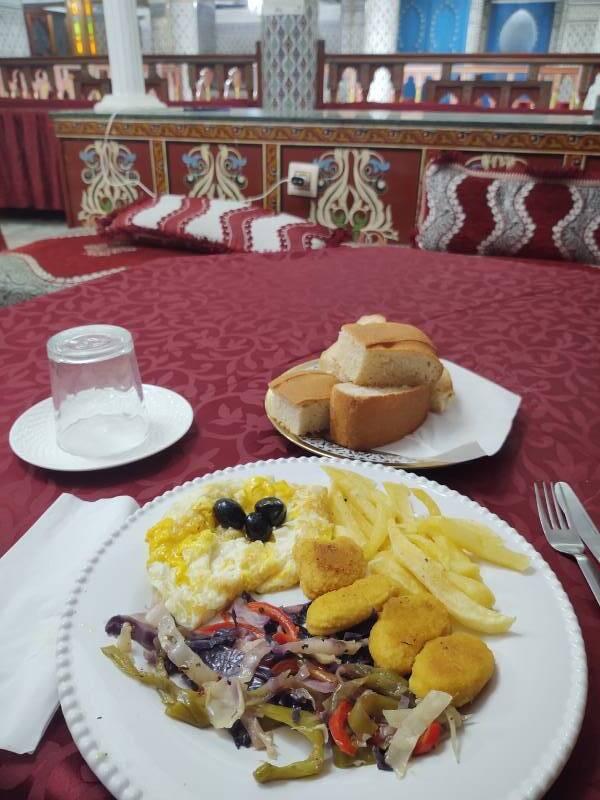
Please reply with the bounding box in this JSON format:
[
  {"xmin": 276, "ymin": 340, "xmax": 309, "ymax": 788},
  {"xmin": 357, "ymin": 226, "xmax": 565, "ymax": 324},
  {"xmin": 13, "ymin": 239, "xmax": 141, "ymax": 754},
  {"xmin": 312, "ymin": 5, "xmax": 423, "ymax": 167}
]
[
  {"xmin": 317, "ymin": 41, "xmax": 600, "ymax": 111},
  {"xmin": 0, "ymin": 44, "xmax": 261, "ymax": 105}
]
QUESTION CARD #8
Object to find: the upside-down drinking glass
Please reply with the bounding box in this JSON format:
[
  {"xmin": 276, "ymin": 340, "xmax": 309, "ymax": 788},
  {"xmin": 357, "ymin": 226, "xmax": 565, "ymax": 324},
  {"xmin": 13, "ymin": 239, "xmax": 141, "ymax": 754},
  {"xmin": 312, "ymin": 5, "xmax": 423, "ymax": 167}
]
[{"xmin": 47, "ymin": 324, "xmax": 149, "ymax": 457}]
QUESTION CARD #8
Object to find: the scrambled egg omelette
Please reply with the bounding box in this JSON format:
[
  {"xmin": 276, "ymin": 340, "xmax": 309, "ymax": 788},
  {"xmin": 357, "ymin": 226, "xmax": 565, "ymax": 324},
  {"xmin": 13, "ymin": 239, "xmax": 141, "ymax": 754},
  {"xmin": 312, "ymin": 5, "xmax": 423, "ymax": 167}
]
[{"xmin": 146, "ymin": 476, "xmax": 332, "ymax": 629}]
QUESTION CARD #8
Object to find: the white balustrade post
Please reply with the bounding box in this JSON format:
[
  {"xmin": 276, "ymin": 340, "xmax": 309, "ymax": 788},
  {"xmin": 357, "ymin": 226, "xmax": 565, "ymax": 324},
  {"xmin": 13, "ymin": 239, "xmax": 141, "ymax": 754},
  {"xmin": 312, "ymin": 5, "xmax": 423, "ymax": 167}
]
[
  {"xmin": 363, "ymin": 0, "xmax": 400, "ymax": 53},
  {"xmin": 95, "ymin": 0, "xmax": 165, "ymax": 112}
]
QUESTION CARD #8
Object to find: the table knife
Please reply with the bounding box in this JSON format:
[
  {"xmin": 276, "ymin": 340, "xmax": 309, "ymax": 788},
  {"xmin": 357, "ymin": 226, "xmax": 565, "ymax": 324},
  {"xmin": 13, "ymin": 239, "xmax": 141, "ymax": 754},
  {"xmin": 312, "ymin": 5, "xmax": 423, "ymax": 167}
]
[{"xmin": 556, "ymin": 482, "xmax": 600, "ymax": 563}]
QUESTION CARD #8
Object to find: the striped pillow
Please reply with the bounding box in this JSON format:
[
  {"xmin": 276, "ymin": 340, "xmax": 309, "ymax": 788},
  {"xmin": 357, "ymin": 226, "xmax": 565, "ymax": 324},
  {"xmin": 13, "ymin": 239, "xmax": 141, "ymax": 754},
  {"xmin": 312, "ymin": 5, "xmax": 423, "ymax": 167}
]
[{"xmin": 99, "ymin": 195, "xmax": 342, "ymax": 254}]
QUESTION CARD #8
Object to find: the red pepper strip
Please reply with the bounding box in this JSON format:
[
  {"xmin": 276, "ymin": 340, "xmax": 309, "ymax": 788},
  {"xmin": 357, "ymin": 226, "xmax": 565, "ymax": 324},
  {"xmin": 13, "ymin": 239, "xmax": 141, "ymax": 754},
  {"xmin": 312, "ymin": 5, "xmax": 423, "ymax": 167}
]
[
  {"xmin": 194, "ymin": 621, "xmax": 264, "ymax": 638},
  {"xmin": 328, "ymin": 700, "xmax": 357, "ymax": 757},
  {"xmin": 247, "ymin": 601, "xmax": 299, "ymax": 643},
  {"xmin": 271, "ymin": 657, "xmax": 300, "ymax": 676},
  {"xmin": 412, "ymin": 721, "xmax": 442, "ymax": 756}
]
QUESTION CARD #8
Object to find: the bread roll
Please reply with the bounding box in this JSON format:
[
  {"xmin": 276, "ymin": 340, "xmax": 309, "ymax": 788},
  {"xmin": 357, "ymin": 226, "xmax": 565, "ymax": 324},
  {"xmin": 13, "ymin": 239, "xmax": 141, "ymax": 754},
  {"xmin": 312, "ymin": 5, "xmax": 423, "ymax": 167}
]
[
  {"xmin": 332, "ymin": 323, "xmax": 443, "ymax": 387},
  {"xmin": 266, "ymin": 369, "xmax": 338, "ymax": 436},
  {"xmin": 330, "ymin": 383, "xmax": 430, "ymax": 450}
]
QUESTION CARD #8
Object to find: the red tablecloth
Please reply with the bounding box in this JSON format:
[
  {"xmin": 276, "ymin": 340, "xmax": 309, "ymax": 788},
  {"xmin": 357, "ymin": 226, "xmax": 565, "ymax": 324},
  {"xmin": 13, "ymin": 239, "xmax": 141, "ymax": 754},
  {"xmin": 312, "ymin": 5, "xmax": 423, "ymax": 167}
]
[
  {"xmin": 0, "ymin": 247, "xmax": 599, "ymax": 799},
  {"xmin": 0, "ymin": 105, "xmax": 65, "ymax": 211}
]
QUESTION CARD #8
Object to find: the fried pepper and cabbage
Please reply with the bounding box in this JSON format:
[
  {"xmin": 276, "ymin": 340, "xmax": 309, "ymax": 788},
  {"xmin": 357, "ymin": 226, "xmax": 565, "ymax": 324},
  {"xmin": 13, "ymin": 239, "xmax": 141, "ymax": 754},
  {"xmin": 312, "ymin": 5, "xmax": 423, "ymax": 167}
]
[{"xmin": 103, "ymin": 468, "xmax": 530, "ymax": 783}]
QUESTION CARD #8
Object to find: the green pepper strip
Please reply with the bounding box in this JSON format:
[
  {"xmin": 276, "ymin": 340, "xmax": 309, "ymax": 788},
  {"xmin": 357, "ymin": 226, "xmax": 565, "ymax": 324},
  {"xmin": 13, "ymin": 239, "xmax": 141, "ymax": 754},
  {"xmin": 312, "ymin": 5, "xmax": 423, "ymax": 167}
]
[
  {"xmin": 340, "ymin": 665, "xmax": 409, "ymax": 699},
  {"xmin": 332, "ymin": 743, "xmax": 376, "ymax": 769},
  {"xmin": 101, "ymin": 645, "xmax": 210, "ymax": 728},
  {"xmin": 253, "ymin": 703, "xmax": 325, "ymax": 783},
  {"xmin": 348, "ymin": 691, "xmax": 398, "ymax": 738}
]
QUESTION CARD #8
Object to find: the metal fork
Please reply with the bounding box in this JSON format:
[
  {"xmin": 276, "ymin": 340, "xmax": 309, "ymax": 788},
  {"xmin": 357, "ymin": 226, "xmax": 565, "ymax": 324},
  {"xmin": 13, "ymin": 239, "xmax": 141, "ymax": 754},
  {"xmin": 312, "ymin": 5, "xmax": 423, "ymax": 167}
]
[{"xmin": 534, "ymin": 481, "xmax": 600, "ymax": 606}]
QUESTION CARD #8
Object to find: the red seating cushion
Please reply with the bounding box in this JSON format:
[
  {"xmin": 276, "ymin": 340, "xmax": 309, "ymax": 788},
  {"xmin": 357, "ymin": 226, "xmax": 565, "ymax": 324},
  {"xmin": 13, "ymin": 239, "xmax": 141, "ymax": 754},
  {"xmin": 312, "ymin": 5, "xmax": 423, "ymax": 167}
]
[
  {"xmin": 99, "ymin": 195, "xmax": 343, "ymax": 254},
  {"xmin": 414, "ymin": 154, "xmax": 600, "ymax": 265}
]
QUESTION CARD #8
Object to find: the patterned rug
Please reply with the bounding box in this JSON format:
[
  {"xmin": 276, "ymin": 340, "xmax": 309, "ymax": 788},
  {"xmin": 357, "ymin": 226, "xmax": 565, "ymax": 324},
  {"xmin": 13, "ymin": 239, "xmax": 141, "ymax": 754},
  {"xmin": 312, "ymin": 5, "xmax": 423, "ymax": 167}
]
[{"xmin": 0, "ymin": 230, "xmax": 198, "ymax": 308}]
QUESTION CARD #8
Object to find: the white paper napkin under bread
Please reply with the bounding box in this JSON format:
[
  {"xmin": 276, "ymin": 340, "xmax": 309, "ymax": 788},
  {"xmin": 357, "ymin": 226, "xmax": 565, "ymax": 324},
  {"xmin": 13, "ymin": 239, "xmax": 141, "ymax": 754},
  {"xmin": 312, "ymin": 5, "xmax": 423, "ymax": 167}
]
[
  {"xmin": 0, "ymin": 493, "xmax": 139, "ymax": 754},
  {"xmin": 374, "ymin": 360, "xmax": 521, "ymax": 462}
]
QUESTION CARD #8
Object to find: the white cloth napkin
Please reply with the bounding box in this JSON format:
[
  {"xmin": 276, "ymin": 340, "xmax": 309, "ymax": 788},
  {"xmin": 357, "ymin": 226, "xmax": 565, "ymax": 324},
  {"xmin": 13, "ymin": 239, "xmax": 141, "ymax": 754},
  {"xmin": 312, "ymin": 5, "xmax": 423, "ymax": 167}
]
[{"xmin": 0, "ymin": 493, "xmax": 139, "ymax": 754}]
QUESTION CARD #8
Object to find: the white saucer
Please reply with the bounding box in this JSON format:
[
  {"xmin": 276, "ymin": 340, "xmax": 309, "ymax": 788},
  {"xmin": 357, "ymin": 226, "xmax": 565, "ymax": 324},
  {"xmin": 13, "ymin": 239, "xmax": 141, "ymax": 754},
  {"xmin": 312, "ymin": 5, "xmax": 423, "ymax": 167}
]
[{"xmin": 9, "ymin": 385, "xmax": 194, "ymax": 472}]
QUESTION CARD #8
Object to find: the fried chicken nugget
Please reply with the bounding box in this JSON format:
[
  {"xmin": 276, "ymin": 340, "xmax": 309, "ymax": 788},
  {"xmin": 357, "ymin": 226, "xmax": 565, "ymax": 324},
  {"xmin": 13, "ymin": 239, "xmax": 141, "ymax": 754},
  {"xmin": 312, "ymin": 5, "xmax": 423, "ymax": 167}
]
[
  {"xmin": 305, "ymin": 574, "xmax": 395, "ymax": 636},
  {"xmin": 368, "ymin": 595, "xmax": 452, "ymax": 675},
  {"xmin": 409, "ymin": 631, "xmax": 495, "ymax": 707},
  {"xmin": 294, "ymin": 535, "xmax": 366, "ymax": 600}
]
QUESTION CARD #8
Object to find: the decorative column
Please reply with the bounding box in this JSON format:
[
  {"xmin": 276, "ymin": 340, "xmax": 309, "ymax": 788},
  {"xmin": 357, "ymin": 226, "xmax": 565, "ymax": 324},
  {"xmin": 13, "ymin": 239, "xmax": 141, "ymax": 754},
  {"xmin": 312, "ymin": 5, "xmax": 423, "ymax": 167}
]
[
  {"xmin": 465, "ymin": 0, "xmax": 486, "ymax": 52},
  {"xmin": 169, "ymin": 1, "xmax": 199, "ymax": 54},
  {"xmin": 148, "ymin": 1, "xmax": 173, "ymax": 54},
  {"xmin": 169, "ymin": 0, "xmax": 216, "ymax": 54},
  {"xmin": 197, "ymin": 1, "xmax": 216, "ymax": 52},
  {"xmin": 95, "ymin": 0, "xmax": 165, "ymax": 112},
  {"xmin": 340, "ymin": 0, "xmax": 365, "ymax": 53},
  {"xmin": 262, "ymin": 0, "xmax": 319, "ymax": 114},
  {"xmin": 363, "ymin": 0, "xmax": 400, "ymax": 53},
  {"xmin": 0, "ymin": 0, "xmax": 30, "ymax": 57}
]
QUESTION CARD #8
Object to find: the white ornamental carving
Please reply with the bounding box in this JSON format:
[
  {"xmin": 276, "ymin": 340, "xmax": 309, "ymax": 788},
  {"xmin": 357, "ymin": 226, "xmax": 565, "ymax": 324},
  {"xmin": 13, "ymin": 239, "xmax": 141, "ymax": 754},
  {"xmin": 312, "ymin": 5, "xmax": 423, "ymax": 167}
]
[
  {"xmin": 78, "ymin": 141, "xmax": 140, "ymax": 225},
  {"xmin": 310, "ymin": 148, "xmax": 399, "ymax": 244},
  {"xmin": 182, "ymin": 145, "xmax": 248, "ymax": 199}
]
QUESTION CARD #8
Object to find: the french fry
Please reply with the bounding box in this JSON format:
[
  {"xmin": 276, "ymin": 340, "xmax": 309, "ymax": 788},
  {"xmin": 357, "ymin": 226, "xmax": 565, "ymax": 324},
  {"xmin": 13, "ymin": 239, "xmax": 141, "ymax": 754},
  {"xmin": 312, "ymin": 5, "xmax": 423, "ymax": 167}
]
[
  {"xmin": 368, "ymin": 551, "xmax": 427, "ymax": 596},
  {"xmin": 330, "ymin": 488, "xmax": 364, "ymax": 539},
  {"xmin": 389, "ymin": 524, "xmax": 515, "ymax": 634},
  {"xmin": 407, "ymin": 533, "xmax": 494, "ymax": 607},
  {"xmin": 419, "ymin": 517, "xmax": 530, "ymax": 572},
  {"xmin": 411, "ymin": 488, "xmax": 441, "ymax": 517},
  {"xmin": 435, "ymin": 535, "xmax": 481, "ymax": 580},
  {"xmin": 383, "ymin": 482, "xmax": 415, "ymax": 525},
  {"xmin": 447, "ymin": 572, "xmax": 496, "ymax": 608},
  {"xmin": 323, "ymin": 466, "xmax": 377, "ymax": 498},
  {"xmin": 363, "ymin": 495, "xmax": 392, "ymax": 560},
  {"xmin": 407, "ymin": 533, "xmax": 451, "ymax": 569}
]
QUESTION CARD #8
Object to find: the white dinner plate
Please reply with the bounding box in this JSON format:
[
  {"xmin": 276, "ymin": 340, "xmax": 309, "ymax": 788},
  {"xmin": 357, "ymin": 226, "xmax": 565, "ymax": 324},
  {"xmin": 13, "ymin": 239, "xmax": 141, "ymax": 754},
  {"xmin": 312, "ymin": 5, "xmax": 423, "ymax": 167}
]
[
  {"xmin": 9, "ymin": 384, "xmax": 193, "ymax": 472},
  {"xmin": 56, "ymin": 457, "xmax": 587, "ymax": 800}
]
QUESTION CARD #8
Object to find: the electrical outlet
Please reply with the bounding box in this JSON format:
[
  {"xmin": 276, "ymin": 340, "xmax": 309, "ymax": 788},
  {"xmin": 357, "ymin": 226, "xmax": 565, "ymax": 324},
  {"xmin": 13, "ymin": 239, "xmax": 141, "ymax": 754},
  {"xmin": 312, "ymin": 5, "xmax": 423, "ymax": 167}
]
[{"xmin": 287, "ymin": 162, "xmax": 319, "ymax": 198}]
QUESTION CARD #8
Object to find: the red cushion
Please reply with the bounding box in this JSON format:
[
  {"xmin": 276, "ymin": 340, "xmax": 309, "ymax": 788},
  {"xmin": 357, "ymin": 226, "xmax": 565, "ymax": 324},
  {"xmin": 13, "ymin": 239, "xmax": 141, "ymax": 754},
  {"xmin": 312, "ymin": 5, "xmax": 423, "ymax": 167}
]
[
  {"xmin": 414, "ymin": 154, "xmax": 600, "ymax": 265},
  {"xmin": 99, "ymin": 195, "xmax": 343, "ymax": 254}
]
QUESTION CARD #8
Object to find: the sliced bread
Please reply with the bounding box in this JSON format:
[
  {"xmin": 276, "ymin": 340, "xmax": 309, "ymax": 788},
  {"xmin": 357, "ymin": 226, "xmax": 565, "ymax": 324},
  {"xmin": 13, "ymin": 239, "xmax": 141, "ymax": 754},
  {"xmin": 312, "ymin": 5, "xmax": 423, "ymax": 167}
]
[
  {"xmin": 333, "ymin": 322, "xmax": 443, "ymax": 387},
  {"xmin": 430, "ymin": 366, "xmax": 455, "ymax": 413},
  {"xmin": 266, "ymin": 369, "xmax": 338, "ymax": 436},
  {"xmin": 330, "ymin": 382, "xmax": 430, "ymax": 450},
  {"xmin": 356, "ymin": 314, "xmax": 387, "ymax": 325}
]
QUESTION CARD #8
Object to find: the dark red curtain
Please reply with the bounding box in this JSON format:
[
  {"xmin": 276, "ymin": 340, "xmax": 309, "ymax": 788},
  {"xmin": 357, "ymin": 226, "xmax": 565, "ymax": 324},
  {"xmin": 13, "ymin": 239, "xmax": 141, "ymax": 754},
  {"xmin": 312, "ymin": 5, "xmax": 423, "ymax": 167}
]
[{"xmin": 0, "ymin": 105, "xmax": 64, "ymax": 210}]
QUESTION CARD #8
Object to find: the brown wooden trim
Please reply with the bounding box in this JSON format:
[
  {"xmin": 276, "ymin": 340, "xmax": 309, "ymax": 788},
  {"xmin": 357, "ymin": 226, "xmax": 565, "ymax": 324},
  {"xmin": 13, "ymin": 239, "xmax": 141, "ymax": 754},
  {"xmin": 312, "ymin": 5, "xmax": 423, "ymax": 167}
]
[
  {"xmin": 0, "ymin": 45, "xmax": 261, "ymax": 69},
  {"xmin": 150, "ymin": 139, "xmax": 169, "ymax": 194},
  {"xmin": 51, "ymin": 118, "xmax": 600, "ymax": 154},
  {"xmin": 255, "ymin": 41, "xmax": 262, "ymax": 106},
  {"xmin": 316, "ymin": 40, "xmax": 325, "ymax": 108},
  {"xmin": 322, "ymin": 52, "xmax": 600, "ymax": 66},
  {"xmin": 263, "ymin": 143, "xmax": 279, "ymax": 212}
]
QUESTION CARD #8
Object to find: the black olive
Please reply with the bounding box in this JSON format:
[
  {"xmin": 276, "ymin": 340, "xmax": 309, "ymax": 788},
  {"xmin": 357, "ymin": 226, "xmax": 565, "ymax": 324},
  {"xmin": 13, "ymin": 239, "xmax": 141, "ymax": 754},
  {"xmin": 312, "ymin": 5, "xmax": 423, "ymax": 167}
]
[
  {"xmin": 245, "ymin": 511, "xmax": 273, "ymax": 542},
  {"xmin": 213, "ymin": 498, "xmax": 246, "ymax": 531},
  {"xmin": 255, "ymin": 497, "xmax": 287, "ymax": 527}
]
